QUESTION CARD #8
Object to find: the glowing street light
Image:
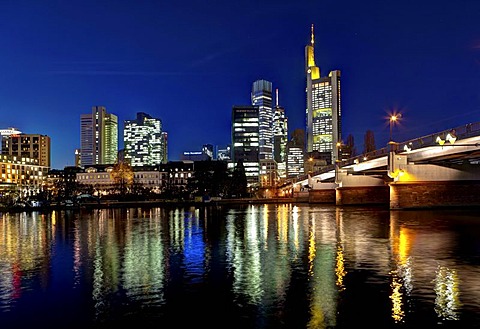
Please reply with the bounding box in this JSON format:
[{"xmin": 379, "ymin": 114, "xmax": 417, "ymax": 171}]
[{"xmin": 389, "ymin": 113, "xmax": 402, "ymax": 142}]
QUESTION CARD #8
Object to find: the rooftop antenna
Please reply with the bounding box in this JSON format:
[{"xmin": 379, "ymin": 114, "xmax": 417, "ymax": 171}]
[{"xmin": 311, "ymin": 23, "xmax": 314, "ymax": 47}]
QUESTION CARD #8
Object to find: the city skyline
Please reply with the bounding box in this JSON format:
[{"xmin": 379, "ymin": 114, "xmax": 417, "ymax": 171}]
[{"xmin": 1, "ymin": 1, "xmax": 480, "ymax": 169}]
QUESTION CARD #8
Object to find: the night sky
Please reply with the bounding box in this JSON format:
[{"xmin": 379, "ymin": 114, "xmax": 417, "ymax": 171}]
[{"xmin": 1, "ymin": 1, "xmax": 480, "ymax": 169}]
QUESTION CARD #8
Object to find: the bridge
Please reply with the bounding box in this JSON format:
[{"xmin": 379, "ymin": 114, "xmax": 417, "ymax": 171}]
[{"xmin": 289, "ymin": 121, "xmax": 480, "ymax": 209}]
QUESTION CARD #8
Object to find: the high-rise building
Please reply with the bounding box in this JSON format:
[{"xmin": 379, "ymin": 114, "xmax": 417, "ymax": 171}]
[
  {"xmin": 251, "ymin": 79, "xmax": 273, "ymax": 160},
  {"xmin": 124, "ymin": 112, "xmax": 165, "ymax": 166},
  {"xmin": 286, "ymin": 128, "xmax": 305, "ymax": 178},
  {"xmin": 305, "ymin": 24, "xmax": 341, "ymax": 164},
  {"xmin": 0, "ymin": 127, "xmax": 22, "ymax": 155},
  {"xmin": 273, "ymin": 89, "xmax": 288, "ymax": 179},
  {"xmin": 216, "ymin": 145, "xmax": 231, "ymax": 161},
  {"xmin": 0, "ymin": 154, "xmax": 49, "ymax": 197},
  {"xmin": 2, "ymin": 133, "xmax": 51, "ymax": 168},
  {"xmin": 161, "ymin": 132, "xmax": 168, "ymax": 164},
  {"xmin": 80, "ymin": 106, "xmax": 118, "ymax": 166},
  {"xmin": 231, "ymin": 105, "xmax": 259, "ymax": 186},
  {"xmin": 202, "ymin": 144, "xmax": 214, "ymax": 160}
]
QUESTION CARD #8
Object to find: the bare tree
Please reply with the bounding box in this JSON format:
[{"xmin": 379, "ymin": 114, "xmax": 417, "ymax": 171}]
[{"xmin": 344, "ymin": 134, "xmax": 356, "ymax": 157}]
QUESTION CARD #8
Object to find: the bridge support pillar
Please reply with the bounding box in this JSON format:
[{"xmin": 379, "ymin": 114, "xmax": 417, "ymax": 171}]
[
  {"xmin": 389, "ymin": 163, "xmax": 480, "ymax": 209},
  {"xmin": 308, "ymin": 184, "xmax": 336, "ymax": 204},
  {"xmin": 390, "ymin": 181, "xmax": 480, "ymax": 209},
  {"xmin": 335, "ymin": 170, "xmax": 389, "ymax": 206},
  {"xmin": 336, "ymin": 186, "xmax": 389, "ymax": 206}
]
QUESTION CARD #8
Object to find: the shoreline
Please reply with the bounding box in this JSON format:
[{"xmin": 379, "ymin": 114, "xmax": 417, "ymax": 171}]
[{"xmin": 0, "ymin": 197, "xmax": 303, "ymax": 213}]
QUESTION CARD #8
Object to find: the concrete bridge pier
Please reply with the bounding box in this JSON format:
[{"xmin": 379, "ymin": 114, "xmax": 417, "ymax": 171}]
[
  {"xmin": 334, "ymin": 169, "xmax": 389, "ymax": 206},
  {"xmin": 308, "ymin": 182, "xmax": 337, "ymax": 203},
  {"xmin": 389, "ymin": 160, "xmax": 480, "ymax": 209}
]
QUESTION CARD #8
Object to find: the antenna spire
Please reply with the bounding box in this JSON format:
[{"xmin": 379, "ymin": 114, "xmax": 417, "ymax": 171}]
[{"xmin": 310, "ymin": 24, "xmax": 314, "ymax": 47}]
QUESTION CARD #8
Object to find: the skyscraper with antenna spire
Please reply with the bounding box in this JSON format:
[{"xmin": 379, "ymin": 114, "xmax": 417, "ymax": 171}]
[
  {"xmin": 305, "ymin": 24, "xmax": 341, "ymax": 164},
  {"xmin": 273, "ymin": 88, "xmax": 288, "ymax": 178}
]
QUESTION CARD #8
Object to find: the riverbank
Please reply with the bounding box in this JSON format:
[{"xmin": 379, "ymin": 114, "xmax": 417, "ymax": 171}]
[{"xmin": 0, "ymin": 197, "xmax": 303, "ymax": 213}]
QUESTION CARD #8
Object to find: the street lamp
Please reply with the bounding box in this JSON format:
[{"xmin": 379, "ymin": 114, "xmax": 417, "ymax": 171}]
[{"xmin": 389, "ymin": 113, "xmax": 401, "ymax": 142}]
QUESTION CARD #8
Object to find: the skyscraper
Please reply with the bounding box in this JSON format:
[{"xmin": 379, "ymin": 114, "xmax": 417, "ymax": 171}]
[
  {"xmin": 305, "ymin": 24, "xmax": 341, "ymax": 164},
  {"xmin": 251, "ymin": 79, "xmax": 273, "ymax": 160},
  {"xmin": 286, "ymin": 128, "xmax": 305, "ymax": 178},
  {"xmin": 231, "ymin": 105, "xmax": 259, "ymax": 186},
  {"xmin": 273, "ymin": 89, "xmax": 288, "ymax": 179},
  {"xmin": 80, "ymin": 106, "xmax": 118, "ymax": 166},
  {"xmin": 2, "ymin": 133, "xmax": 51, "ymax": 167},
  {"xmin": 124, "ymin": 112, "xmax": 165, "ymax": 166}
]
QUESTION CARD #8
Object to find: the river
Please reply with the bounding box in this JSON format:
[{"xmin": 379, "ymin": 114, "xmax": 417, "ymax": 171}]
[{"xmin": 0, "ymin": 204, "xmax": 479, "ymax": 328}]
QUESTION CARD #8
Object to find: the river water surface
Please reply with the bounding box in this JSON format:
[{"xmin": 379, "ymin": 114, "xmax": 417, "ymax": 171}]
[{"xmin": 0, "ymin": 204, "xmax": 479, "ymax": 328}]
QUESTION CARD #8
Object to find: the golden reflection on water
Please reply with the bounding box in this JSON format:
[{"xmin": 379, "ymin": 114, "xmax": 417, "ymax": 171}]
[
  {"xmin": 434, "ymin": 265, "xmax": 460, "ymax": 320},
  {"xmin": 308, "ymin": 218, "xmax": 316, "ymax": 277},
  {"xmin": 307, "ymin": 209, "xmax": 338, "ymax": 329},
  {"xmin": 389, "ymin": 213, "xmax": 415, "ymax": 323},
  {"xmin": 335, "ymin": 208, "xmax": 346, "ymax": 291}
]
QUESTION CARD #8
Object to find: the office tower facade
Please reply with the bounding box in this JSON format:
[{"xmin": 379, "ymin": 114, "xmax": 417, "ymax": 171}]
[
  {"xmin": 305, "ymin": 24, "xmax": 341, "ymax": 164},
  {"xmin": 2, "ymin": 133, "xmax": 51, "ymax": 168},
  {"xmin": 104, "ymin": 113, "xmax": 118, "ymax": 164},
  {"xmin": 286, "ymin": 128, "xmax": 306, "ymax": 178},
  {"xmin": 0, "ymin": 127, "xmax": 22, "ymax": 155},
  {"xmin": 273, "ymin": 89, "xmax": 288, "ymax": 179},
  {"xmin": 251, "ymin": 79, "xmax": 273, "ymax": 160},
  {"xmin": 0, "ymin": 154, "xmax": 49, "ymax": 197},
  {"xmin": 124, "ymin": 112, "xmax": 165, "ymax": 166},
  {"xmin": 202, "ymin": 144, "xmax": 214, "ymax": 160},
  {"xmin": 161, "ymin": 132, "xmax": 168, "ymax": 164},
  {"xmin": 216, "ymin": 145, "xmax": 231, "ymax": 161},
  {"xmin": 231, "ymin": 105, "xmax": 260, "ymax": 186},
  {"xmin": 80, "ymin": 106, "xmax": 118, "ymax": 166}
]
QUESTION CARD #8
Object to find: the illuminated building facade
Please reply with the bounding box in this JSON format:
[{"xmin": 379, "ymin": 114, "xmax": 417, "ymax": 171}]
[
  {"xmin": 231, "ymin": 105, "xmax": 260, "ymax": 186},
  {"xmin": 124, "ymin": 112, "xmax": 165, "ymax": 166},
  {"xmin": 75, "ymin": 164, "xmax": 166, "ymax": 194},
  {"xmin": 216, "ymin": 145, "xmax": 231, "ymax": 161},
  {"xmin": 80, "ymin": 106, "xmax": 118, "ymax": 166},
  {"xmin": 161, "ymin": 132, "xmax": 168, "ymax": 163},
  {"xmin": 273, "ymin": 89, "xmax": 288, "ymax": 179},
  {"xmin": 305, "ymin": 24, "xmax": 341, "ymax": 164},
  {"xmin": 0, "ymin": 154, "xmax": 49, "ymax": 197},
  {"xmin": 2, "ymin": 133, "xmax": 51, "ymax": 168},
  {"xmin": 259, "ymin": 159, "xmax": 277, "ymax": 187},
  {"xmin": 251, "ymin": 79, "xmax": 273, "ymax": 160},
  {"xmin": 0, "ymin": 127, "xmax": 22, "ymax": 153},
  {"xmin": 286, "ymin": 128, "xmax": 305, "ymax": 178}
]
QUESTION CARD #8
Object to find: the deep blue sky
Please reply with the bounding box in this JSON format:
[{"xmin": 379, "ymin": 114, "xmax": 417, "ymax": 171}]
[{"xmin": 1, "ymin": 1, "xmax": 480, "ymax": 169}]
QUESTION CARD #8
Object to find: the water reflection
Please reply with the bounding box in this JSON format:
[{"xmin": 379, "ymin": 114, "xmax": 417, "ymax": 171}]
[{"xmin": 0, "ymin": 205, "xmax": 479, "ymax": 328}]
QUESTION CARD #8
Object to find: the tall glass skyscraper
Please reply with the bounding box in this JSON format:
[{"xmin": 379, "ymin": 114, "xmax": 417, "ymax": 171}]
[
  {"xmin": 273, "ymin": 88, "xmax": 288, "ymax": 179},
  {"xmin": 80, "ymin": 106, "xmax": 118, "ymax": 166},
  {"xmin": 305, "ymin": 24, "xmax": 341, "ymax": 164},
  {"xmin": 123, "ymin": 112, "xmax": 165, "ymax": 166},
  {"xmin": 231, "ymin": 105, "xmax": 259, "ymax": 186},
  {"xmin": 251, "ymin": 79, "xmax": 273, "ymax": 160}
]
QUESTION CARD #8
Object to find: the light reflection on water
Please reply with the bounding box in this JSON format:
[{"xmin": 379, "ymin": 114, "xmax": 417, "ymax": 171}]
[{"xmin": 0, "ymin": 205, "xmax": 479, "ymax": 328}]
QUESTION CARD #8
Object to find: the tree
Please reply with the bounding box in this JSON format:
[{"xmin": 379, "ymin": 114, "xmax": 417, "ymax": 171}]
[
  {"xmin": 187, "ymin": 160, "xmax": 230, "ymax": 199},
  {"xmin": 344, "ymin": 134, "xmax": 356, "ymax": 157},
  {"xmin": 230, "ymin": 160, "xmax": 248, "ymax": 198},
  {"xmin": 363, "ymin": 130, "xmax": 376, "ymax": 154},
  {"xmin": 110, "ymin": 161, "xmax": 134, "ymax": 198}
]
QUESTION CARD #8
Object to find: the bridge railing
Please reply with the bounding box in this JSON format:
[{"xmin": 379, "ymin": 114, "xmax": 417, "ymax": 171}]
[
  {"xmin": 396, "ymin": 121, "xmax": 480, "ymax": 153},
  {"xmin": 290, "ymin": 121, "xmax": 480, "ymax": 185}
]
